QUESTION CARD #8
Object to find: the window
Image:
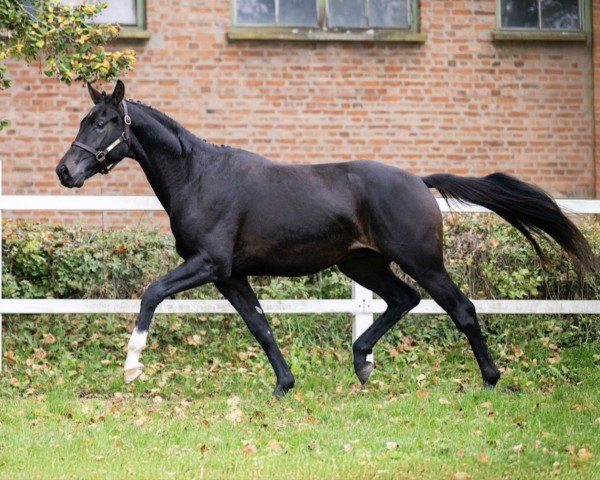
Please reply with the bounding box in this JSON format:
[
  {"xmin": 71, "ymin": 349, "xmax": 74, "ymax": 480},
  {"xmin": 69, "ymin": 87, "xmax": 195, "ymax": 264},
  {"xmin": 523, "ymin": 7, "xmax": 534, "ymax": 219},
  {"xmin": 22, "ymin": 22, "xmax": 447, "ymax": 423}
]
[
  {"xmin": 500, "ymin": 0, "xmax": 581, "ymax": 30},
  {"xmin": 229, "ymin": 0, "xmax": 425, "ymax": 42},
  {"xmin": 59, "ymin": 0, "xmax": 147, "ymax": 33}
]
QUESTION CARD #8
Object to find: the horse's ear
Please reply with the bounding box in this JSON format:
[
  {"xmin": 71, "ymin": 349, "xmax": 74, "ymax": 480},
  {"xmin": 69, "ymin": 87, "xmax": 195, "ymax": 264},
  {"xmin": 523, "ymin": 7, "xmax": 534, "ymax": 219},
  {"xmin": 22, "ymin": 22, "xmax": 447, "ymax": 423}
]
[
  {"xmin": 87, "ymin": 83, "xmax": 103, "ymax": 105},
  {"xmin": 112, "ymin": 80, "xmax": 125, "ymax": 105}
]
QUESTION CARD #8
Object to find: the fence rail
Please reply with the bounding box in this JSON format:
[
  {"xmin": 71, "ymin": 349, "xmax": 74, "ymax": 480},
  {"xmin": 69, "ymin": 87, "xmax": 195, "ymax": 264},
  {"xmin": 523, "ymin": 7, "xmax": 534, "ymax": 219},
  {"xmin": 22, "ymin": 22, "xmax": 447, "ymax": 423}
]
[{"xmin": 0, "ymin": 176, "xmax": 599, "ymax": 370}]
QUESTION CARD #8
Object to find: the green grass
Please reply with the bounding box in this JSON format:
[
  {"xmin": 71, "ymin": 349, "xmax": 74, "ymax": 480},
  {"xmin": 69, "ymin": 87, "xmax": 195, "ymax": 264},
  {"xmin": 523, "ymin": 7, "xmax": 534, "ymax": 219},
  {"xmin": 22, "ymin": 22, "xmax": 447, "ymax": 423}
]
[{"xmin": 0, "ymin": 313, "xmax": 598, "ymax": 479}]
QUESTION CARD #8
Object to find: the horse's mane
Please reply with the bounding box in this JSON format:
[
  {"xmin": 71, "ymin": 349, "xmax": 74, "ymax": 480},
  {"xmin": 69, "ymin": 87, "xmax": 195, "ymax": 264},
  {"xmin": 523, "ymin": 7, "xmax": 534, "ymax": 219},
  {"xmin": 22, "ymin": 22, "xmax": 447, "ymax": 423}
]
[{"xmin": 126, "ymin": 99, "xmax": 228, "ymax": 150}]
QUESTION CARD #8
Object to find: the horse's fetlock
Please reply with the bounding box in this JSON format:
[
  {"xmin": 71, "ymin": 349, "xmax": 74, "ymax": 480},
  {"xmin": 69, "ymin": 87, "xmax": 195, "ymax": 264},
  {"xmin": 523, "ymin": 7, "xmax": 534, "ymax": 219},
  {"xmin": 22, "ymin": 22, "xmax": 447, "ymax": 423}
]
[
  {"xmin": 280, "ymin": 374, "xmax": 295, "ymax": 390},
  {"xmin": 352, "ymin": 340, "xmax": 368, "ymax": 357}
]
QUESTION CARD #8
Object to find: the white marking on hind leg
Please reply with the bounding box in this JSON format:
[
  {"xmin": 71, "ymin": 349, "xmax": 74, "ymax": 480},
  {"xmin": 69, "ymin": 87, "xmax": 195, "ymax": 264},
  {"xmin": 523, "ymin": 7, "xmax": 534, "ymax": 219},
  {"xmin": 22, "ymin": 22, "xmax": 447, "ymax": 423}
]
[{"xmin": 124, "ymin": 328, "xmax": 148, "ymax": 384}]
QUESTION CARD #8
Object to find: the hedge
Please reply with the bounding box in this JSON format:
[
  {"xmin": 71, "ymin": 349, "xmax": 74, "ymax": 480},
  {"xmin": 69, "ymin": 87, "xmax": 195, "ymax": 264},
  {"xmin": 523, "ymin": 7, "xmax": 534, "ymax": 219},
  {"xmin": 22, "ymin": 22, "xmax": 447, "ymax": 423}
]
[{"xmin": 2, "ymin": 216, "xmax": 599, "ymax": 302}]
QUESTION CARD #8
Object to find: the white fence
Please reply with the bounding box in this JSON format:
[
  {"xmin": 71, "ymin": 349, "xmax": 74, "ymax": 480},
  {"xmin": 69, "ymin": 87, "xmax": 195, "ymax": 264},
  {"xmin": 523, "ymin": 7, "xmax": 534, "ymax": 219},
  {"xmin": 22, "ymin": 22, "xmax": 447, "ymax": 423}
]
[{"xmin": 0, "ymin": 177, "xmax": 599, "ymax": 370}]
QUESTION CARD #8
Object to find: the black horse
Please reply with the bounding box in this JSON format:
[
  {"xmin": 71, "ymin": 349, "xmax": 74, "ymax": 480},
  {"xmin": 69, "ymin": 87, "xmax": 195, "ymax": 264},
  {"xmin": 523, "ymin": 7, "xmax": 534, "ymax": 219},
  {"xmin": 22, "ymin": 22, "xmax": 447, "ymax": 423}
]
[{"xmin": 56, "ymin": 81, "xmax": 596, "ymax": 396}]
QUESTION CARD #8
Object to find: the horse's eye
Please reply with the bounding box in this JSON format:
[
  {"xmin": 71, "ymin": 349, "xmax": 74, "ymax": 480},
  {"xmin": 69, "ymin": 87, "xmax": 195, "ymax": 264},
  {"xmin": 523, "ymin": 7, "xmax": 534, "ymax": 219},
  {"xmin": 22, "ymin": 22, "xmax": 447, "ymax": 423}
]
[{"xmin": 97, "ymin": 121, "xmax": 106, "ymax": 129}]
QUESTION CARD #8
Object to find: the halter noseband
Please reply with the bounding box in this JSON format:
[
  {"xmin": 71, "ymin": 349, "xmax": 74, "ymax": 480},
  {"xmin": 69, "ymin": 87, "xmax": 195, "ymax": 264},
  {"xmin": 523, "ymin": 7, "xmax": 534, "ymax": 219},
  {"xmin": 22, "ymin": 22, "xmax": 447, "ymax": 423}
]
[{"xmin": 71, "ymin": 100, "xmax": 132, "ymax": 175}]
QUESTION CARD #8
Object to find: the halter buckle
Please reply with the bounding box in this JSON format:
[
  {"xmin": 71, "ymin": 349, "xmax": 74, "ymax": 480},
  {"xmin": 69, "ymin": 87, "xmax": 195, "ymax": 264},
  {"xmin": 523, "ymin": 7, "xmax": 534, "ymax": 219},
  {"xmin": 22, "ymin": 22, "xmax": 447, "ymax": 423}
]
[
  {"xmin": 96, "ymin": 152, "xmax": 106, "ymax": 162},
  {"xmin": 124, "ymin": 115, "xmax": 132, "ymax": 125}
]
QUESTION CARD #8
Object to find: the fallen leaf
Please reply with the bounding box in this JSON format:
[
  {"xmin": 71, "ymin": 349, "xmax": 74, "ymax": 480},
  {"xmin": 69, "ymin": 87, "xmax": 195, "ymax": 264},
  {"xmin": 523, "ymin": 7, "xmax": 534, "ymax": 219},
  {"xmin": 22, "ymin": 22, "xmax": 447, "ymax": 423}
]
[
  {"xmin": 386, "ymin": 441, "xmax": 399, "ymax": 450},
  {"xmin": 565, "ymin": 445, "xmax": 575, "ymax": 455},
  {"xmin": 43, "ymin": 333, "xmax": 56, "ymax": 345},
  {"xmin": 133, "ymin": 416, "xmax": 149, "ymax": 427},
  {"xmin": 438, "ymin": 397, "xmax": 451, "ymax": 405},
  {"xmin": 306, "ymin": 415, "xmax": 318, "ymax": 425},
  {"xmin": 186, "ymin": 335, "xmax": 201, "ymax": 346},
  {"xmin": 416, "ymin": 373, "xmax": 427, "ymax": 382},
  {"xmin": 243, "ymin": 443, "xmax": 257, "ymax": 456},
  {"xmin": 513, "ymin": 346, "xmax": 524, "ymax": 358},
  {"xmin": 453, "ymin": 472, "xmax": 470, "ymax": 480},
  {"xmin": 225, "ymin": 408, "xmax": 243, "ymax": 423},
  {"xmin": 417, "ymin": 389, "xmax": 429, "ymax": 400},
  {"xmin": 477, "ymin": 453, "xmax": 489, "ymax": 464},
  {"xmin": 513, "ymin": 444, "xmax": 524, "ymax": 454},
  {"xmin": 343, "ymin": 444, "xmax": 353, "ymax": 452},
  {"xmin": 198, "ymin": 444, "xmax": 209, "ymax": 454},
  {"xmin": 293, "ymin": 391, "xmax": 304, "ymax": 403},
  {"xmin": 479, "ymin": 402, "xmax": 493, "ymax": 409},
  {"xmin": 577, "ymin": 448, "xmax": 592, "ymax": 460},
  {"xmin": 548, "ymin": 356, "xmax": 560, "ymax": 364},
  {"xmin": 267, "ymin": 440, "xmax": 285, "ymax": 452},
  {"xmin": 308, "ymin": 440, "xmax": 318, "ymax": 450},
  {"xmin": 9, "ymin": 377, "xmax": 20, "ymax": 387}
]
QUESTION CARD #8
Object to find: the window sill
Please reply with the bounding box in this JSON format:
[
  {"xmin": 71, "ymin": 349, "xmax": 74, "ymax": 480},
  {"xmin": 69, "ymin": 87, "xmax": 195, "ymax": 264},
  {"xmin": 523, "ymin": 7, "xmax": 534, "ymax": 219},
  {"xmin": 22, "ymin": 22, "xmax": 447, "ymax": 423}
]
[
  {"xmin": 117, "ymin": 27, "xmax": 152, "ymax": 40},
  {"xmin": 492, "ymin": 30, "xmax": 589, "ymax": 42},
  {"xmin": 1, "ymin": 28, "xmax": 151, "ymax": 41},
  {"xmin": 227, "ymin": 26, "xmax": 427, "ymax": 43}
]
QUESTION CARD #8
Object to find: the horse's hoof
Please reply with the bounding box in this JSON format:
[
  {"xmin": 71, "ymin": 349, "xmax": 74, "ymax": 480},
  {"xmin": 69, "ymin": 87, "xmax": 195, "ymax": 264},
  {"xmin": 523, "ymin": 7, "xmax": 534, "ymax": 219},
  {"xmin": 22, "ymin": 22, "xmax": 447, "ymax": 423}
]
[
  {"xmin": 124, "ymin": 365, "xmax": 144, "ymax": 384},
  {"xmin": 273, "ymin": 379, "xmax": 295, "ymax": 397},
  {"xmin": 273, "ymin": 386, "xmax": 289, "ymax": 398},
  {"xmin": 356, "ymin": 362, "xmax": 374, "ymax": 385},
  {"xmin": 483, "ymin": 369, "xmax": 500, "ymax": 389}
]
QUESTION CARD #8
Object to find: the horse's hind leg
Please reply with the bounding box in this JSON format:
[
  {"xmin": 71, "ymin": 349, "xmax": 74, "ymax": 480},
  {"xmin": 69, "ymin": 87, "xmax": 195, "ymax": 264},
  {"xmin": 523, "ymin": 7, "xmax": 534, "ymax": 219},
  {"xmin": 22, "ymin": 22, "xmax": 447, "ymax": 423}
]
[
  {"xmin": 402, "ymin": 261, "xmax": 501, "ymax": 388},
  {"xmin": 215, "ymin": 277, "xmax": 295, "ymax": 397},
  {"xmin": 338, "ymin": 251, "xmax": 421, "ymax": 385}
]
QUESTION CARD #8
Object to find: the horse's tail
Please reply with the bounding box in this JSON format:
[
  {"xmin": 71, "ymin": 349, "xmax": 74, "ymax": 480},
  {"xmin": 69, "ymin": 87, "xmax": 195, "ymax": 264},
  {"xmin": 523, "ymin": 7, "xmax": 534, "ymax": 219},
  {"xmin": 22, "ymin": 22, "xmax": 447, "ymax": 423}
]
[{"xmin": 422, "ymin": 172, "xmax": 597, "ymax": 272}]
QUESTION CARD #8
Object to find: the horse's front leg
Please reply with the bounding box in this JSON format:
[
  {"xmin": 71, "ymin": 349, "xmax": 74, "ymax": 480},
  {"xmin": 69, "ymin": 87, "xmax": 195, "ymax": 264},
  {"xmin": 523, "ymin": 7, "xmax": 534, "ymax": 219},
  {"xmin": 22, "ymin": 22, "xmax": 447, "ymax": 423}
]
[
  {"xmin": 125, "ymin": 251, "xmax": 223, "ymax": 383},
  {"xmin": 215, "ymin": 278, "xmax": 295, "ymax": 397}
]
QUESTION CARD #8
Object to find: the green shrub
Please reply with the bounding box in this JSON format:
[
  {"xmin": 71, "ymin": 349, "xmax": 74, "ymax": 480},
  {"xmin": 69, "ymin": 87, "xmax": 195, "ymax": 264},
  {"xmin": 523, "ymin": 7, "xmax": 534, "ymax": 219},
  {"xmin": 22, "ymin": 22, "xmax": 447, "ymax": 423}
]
[{"xmin": 2, "ymin": 216, "xmax": 599, "ymax": 301}]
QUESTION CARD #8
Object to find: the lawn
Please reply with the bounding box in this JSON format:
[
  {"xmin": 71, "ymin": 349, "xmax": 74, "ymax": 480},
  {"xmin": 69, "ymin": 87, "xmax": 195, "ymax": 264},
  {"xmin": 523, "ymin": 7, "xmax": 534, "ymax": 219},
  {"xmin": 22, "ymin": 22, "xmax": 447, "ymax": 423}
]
[{"xmin": 0, "ymin": 312, "xmax": 598, "ymax": 479}]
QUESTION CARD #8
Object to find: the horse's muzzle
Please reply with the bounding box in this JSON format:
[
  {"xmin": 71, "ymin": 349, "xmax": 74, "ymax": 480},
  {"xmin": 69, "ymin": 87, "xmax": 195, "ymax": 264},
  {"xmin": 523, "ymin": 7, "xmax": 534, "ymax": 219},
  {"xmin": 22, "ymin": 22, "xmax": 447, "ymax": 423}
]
[{"xmin": 56, "ymin": 163, "xmax": 82, "ymax": 188}]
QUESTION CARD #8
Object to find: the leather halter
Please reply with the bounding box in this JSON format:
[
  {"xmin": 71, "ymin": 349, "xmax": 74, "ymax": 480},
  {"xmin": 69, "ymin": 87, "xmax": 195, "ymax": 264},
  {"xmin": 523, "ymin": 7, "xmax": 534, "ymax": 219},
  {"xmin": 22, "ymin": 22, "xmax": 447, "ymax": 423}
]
[{"xmin": 71, "ymin": 100, "xmax": 132, "ymax": 175}]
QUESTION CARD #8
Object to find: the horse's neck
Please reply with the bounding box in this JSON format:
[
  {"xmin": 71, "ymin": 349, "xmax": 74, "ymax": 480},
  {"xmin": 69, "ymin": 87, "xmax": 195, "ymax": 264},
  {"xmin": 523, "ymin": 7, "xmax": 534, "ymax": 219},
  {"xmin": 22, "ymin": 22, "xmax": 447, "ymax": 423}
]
[{"xmin": 127, "ymin": 103, "xmax": 210, "ymax": 213}]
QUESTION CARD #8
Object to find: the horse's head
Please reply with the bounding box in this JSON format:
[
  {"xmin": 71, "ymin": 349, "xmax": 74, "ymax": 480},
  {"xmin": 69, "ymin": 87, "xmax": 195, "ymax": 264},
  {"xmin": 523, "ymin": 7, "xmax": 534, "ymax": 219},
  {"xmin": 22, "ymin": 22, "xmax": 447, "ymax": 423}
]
[{"xmin": 56, "ymin": 80, "xmax": 131, "ymax": 188}]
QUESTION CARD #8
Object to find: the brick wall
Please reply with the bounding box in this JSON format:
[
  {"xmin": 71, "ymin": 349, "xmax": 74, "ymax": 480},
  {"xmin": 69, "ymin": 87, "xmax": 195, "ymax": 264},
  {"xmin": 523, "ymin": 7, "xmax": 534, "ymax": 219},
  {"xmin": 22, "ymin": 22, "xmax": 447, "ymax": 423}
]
[{"xmin": 0, "ymin": 0, "xmax": 595, "ymax": 229}]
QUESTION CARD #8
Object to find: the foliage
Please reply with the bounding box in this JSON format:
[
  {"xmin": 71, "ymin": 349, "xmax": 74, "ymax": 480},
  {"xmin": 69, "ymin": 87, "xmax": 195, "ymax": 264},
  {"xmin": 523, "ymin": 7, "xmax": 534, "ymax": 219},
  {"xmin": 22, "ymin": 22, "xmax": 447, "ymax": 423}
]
[
  {"xmin": 0, "ymin": 0, "xmax": 136, "ymax": 129},
  {"xmin": 2, "ymin": 216, "xmax": 598, "ymax": 302}
]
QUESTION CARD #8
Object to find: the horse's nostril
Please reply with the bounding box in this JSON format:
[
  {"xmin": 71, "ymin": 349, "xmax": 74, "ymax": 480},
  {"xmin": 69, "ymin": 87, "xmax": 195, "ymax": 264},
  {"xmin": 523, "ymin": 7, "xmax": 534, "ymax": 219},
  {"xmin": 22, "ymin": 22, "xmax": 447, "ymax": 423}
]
[{"xmin": 58, "ymin": 164, "xmax": 72, "ymax": 181}]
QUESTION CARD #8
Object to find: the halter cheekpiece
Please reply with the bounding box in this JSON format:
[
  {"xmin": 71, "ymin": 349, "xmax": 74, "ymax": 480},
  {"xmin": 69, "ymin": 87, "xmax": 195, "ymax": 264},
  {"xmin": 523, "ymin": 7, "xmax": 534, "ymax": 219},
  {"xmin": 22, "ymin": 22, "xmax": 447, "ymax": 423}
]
[{"xmin": 71, "ymin": 100, "xmax": 131, "ymax": 175}]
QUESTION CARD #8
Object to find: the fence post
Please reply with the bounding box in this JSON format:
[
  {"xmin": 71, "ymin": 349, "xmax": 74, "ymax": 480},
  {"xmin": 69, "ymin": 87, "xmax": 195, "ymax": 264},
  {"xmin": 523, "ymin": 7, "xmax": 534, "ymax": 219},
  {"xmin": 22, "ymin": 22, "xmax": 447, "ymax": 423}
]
[{"xmin": 352, "ymin": 281, "xmax": 374, "ymax": 362}]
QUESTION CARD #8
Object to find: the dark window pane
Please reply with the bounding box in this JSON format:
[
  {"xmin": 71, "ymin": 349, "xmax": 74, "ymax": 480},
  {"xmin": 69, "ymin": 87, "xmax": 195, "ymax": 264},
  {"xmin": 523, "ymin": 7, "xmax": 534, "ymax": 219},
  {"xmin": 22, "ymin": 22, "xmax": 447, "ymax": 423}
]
[
  {"xmin": 369, "ymin": 0, "xmax": 410, "ymax": 27},
  {"xmin": 328, "ymin": 0, "xmax": 367, "ymax": 28},
  {"xmin": 541, "ymin": 0, "xmax": 580, "ymax": 29},
  {"xmin": 500, "ymin": 0, "xmax": 539, "ymax": 28},
  {"xmin": 280, "ymin": 0, "xmax": 318, "ymax": 26},
  {"xmin": 237, "ymin": 0, "xmax": 275, "ymax": 25}
]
